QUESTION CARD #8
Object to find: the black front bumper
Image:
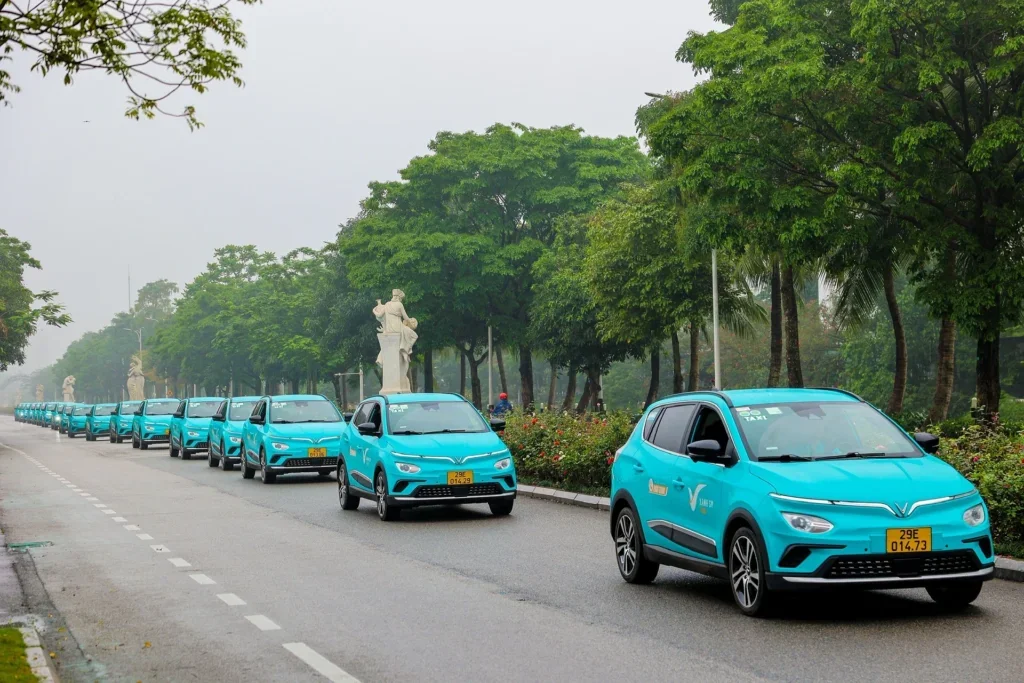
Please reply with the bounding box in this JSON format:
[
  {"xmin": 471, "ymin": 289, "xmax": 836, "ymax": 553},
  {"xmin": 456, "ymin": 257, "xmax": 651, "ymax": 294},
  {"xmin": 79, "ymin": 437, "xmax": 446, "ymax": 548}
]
[
  {"xmin": 388, "ymin": 486, "xmax": 517, "ymax": 509},
  {"xmin": 766, "ymin": 550, "xmax": 995, "ymax": 590},
  {"xmin": 266, "ymin": 457, "xmax": 338, "ymax": 475}
]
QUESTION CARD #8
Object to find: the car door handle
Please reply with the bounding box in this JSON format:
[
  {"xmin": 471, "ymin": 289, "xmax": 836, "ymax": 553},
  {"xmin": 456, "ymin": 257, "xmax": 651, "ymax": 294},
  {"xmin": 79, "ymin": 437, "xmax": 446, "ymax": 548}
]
[
  {"xmin": 672, "ymin": 478, "xmax": 685, "ymax": 488},
  {"xmin": 632, "ymin": 464, "xmax": 644, "ymax": 473}
]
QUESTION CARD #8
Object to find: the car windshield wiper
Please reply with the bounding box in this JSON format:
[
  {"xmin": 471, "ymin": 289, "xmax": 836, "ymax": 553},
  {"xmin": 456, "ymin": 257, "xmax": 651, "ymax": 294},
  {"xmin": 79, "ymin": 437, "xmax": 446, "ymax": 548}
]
[
  {"xmin": 817, "ymin": 451, "xmax": 891, "ymax": 461},
  {"xmin": 420, "ymin": 428, "xmax": 469, "ymax": 434},
  {"xmin": 758, "ymin": 454, "xmax": 812, "ymax": 462},
  {"xmin": 390, "ymin": 430, "xmax": 423, "ymax": 435}
]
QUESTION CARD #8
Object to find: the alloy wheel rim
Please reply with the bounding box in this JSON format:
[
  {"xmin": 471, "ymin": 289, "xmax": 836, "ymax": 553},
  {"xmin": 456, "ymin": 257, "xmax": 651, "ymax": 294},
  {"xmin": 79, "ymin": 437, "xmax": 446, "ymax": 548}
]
[
  {"xmin": 376, "ymin": 475, "xmax": 386, "ymax": 517},
  {"xmin": 615, "ymin": 514, "xmax": 637, "ymax": 576},
  {"xmin": 731, "ymin": 536, "xmax": 760, "ymax": 608}
]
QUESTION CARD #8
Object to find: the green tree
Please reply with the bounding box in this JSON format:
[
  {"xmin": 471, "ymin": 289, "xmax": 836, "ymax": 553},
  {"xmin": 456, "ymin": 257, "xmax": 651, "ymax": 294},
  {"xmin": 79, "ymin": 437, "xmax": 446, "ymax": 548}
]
[
  {"xmin": 0, "ymin": 229, "xmax": 70, "ymax": 371},
  {"xmin": 0, "ymin": 0, "xmax": 259, "ymax": 127}
]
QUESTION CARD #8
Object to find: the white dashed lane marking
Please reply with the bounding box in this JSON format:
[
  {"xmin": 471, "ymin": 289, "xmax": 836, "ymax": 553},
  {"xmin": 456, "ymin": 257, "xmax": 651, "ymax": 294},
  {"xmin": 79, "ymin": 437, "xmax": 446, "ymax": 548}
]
[
  {"xmin": 151, "ymin": 545, "xmax": 170, "ymax": 553},
  {"xmin": 189, "ymin": 574, "xmax": 216, "ymax": 585},
  {"xmin": 217, "ymin": 593, "xmax": 245, "ymax": 606},
  {"xmin": 102, "ymin": 510, "xmax": 116, "ymax": 515},
  {"xmin": 168, "ymin": 558, "xmax": 191, "ymax": 568},
  {"xmin": 124, "ymin": 525, "xmax": 140, "ymax": 531},
  {"xmin": 93, "ymin": 503, "xmax": 107, "ymax": 508},
  {"xmin": 112, "ymin": 517, "xmax": 127, "ymax": 523},
  {"xmin": 283, "ymin": 643, "xmax": 361, "ymax": 683},
  {"xmin": 137, "ymin": 533, "xmax": 154, "ymax": 541},
  {"xmin": 245, "ymin": 615, "xmax": 281, "ymax": 631}
]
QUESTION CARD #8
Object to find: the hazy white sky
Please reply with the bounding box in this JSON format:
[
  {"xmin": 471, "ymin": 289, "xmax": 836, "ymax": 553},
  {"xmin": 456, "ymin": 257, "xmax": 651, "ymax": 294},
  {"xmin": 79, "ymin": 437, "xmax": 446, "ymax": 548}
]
[{"xmin": 1, "ymin": 0, "xmax": 717, "ymax": 372}]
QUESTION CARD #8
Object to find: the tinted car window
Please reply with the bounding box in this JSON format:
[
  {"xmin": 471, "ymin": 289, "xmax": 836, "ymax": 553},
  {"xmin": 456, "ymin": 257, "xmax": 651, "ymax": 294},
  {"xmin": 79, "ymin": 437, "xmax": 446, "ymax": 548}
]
[
  {"xmin": 73, "ymin": 407, "xmax": 91, "ymax": 416},
  {"xmin": 187, "ymin": 401, "xmax": 221, "ymax": 418},
  {"xmin": 650, "ymin": 404, "xmax": 697, "ymax": 454},
  {"xmin": 386, "ymin": 401, "xmax": 489, "ymax": 434},
  {"xmin": 691, "ymin": 407, "xmax": 730, "ymax": 449},
  {"xmin": 270, "ymin": 399, "xmax": 341, "ymax": 424},
  {"xmin": 145, "ymin": 401, "xmax": 179, "ymax": 416},
  {"xmin": 228, "ymin": 401, "xmax": 258, "ymax": 420},
  {"xmin": 119, "ymin": 402, "xmax": 142, "ymax": 415},
  {"xmin": 643, "ymin": 407, "xmax": 663, "ymax": 441},
  {"xmin": 92, "ymin": 406, "xmax": 116, "ymax": 417}
]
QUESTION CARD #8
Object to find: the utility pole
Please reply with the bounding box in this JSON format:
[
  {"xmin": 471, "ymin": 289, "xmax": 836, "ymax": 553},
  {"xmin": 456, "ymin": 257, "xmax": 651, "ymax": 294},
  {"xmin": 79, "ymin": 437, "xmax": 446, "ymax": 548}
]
[
  {"xmin": 487, "ymin": 326, "xmax": 493, "ymax": 411},
  {"xmin": 711, "ymin": 249, "xmax": 722, "ymax": 390}
]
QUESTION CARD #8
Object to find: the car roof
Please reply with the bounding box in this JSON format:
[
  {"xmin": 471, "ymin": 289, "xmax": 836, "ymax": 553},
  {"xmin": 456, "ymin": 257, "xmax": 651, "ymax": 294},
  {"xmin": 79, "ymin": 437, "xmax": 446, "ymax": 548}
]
[
  {"xmin": 94, "ymin": 403, "xmax": 117, "ymax": 407},
  {"xmin": 228, "ymin": 395, "xmax": 262, "ymax": 401},
  {"xmin": 267, "ymin": 394, "xmax": 329, "ymax": 401},
  {"xmin": 372, "ymin": 393, "xmax": 467, "ymax": 404},
  {"xmin": 186, "ymin": 396, "xmax": 222, "ymax": 402},
  {"xmin": 146, "ymin": 398, "xmax": 179, "ymax": 403},
  {"xmin": 652, "ymin": 387, "xmax": 862, "ymax": 410}
]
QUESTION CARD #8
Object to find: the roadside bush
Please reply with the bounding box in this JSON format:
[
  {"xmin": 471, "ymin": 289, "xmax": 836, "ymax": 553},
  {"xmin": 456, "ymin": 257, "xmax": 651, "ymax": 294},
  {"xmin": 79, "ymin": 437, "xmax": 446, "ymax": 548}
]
[
  {"xmin": 937, "ymin": 427, "xmax": 1024, "ymax": 547},
  {"xmin": 501, "ymin": 411, "xmax": 633, "ymax": 492}
]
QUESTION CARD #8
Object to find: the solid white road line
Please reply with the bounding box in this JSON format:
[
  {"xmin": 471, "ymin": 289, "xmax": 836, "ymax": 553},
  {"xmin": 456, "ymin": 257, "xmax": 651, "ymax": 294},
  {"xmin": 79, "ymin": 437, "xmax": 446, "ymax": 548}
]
[
  {"xmin": 244, "ymin": 615, "xmax": 281, "ymax": 631},
  {"xmin": 189, "ymin": 573, "xmax": 216, "ymax": 585},
  {"xmin": 168, "ymin": 558, "xmax": 191, "ymax": 568},
  {"xmin": 136, "ymin": 533, "xmax": 154, "ymax": 541},
  {"xmin": 216, "ymin": 593, "xmax": 245, "ymax": 606},
  {"xmin": 283, "ymin": 643, "xmax": 361, "ymax": 683},
  {"xmin": 124, "ymin": 525, "xmax": 140, "ymax": 531}
]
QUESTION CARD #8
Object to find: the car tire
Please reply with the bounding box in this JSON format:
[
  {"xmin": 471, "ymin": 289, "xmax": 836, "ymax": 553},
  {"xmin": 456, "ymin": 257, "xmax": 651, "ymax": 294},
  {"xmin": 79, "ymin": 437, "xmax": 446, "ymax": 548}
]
[
  {"xmin": 169, "ymin": 438, "xmax": 178, "ymax": 457},
  {"xmin": 489, "ymin": 499, "xmax": 514, "ymax": 516},
  {"xmin": 207, "ymin": 444, "xmax": 219, "ymax": 468},
  {"xmin": 614, "ymin": 506, "xmax": 659, "ymax": 584},
  {"xmin": 220, "ymin": 442, "xmax": 233, "ymax": 471},
  {"xmin": 375, "ymin": 470, "xmax": 400, "ymax": 521},
  {"xmin": 926, "ymin": 580, "xmax": 983, "ymax": 609},
  {"xmin": 132, "ymin": 433, "xmax": 139, "ymax": 449},
  {"xmin": 241, "ymin": 453, "xmax": 256, "ymax": 479},
  {"xmin": 109, "ymin": 431, "xmax": 116, "ymax": 443},
  {"xmin": 85, "ymin": 431, "xmax": 93, "ymax": 442},
  {"xmin": 728, "ymin": 527, "xmax": 771, "ymax": 617},
  {"xmin": 338, "ymin": 460, "xmax": 360, "ymax": 511},
  {"xmin": 260, "ymin": 450, "xmax": 276, "ymax": 484},
  {"xmin": 139, "ymin": 438, "xmax": 149, "ymax": 450}
]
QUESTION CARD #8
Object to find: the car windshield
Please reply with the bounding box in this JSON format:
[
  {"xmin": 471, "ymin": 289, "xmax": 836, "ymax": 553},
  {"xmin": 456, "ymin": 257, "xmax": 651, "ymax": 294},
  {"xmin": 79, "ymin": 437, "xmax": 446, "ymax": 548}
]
[
  {"xmin": 229, "ymin": 401, "xmax": 258, "ymax": 421},
  {"xmin": 92, "ymin": 406, "xmax": 115, "ymax": 416},
  {"xmin": 73, "ymin": 407, "xmax": 91, "ymax": 416},
  {"xmin": 187, "ymin": 401, "xmax": 221, "ymax": 418},
  {"xmin": 386, "ymin": 401, "xmax": 489, "ymax": 435},
  {"xmin": 145, "ymin": 401, "xmax": 178, "ymax": 416},
  {"xmin": 732, "ymin": 401, "xmax": 920, "ymax": 461},
  {"xmin": 120, "ymin": 402, "xmax": 142, "ymax": 414},
  {"xmin": 270, "ymin": 400, "xmax": 341, "ymax": 424}
]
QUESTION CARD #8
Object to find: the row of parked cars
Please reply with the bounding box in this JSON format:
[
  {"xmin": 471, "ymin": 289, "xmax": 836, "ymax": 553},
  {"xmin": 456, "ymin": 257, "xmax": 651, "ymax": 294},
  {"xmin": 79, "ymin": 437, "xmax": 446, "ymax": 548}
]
[
  {"xmin": 14, "ymin": 392, "xmax": 517, "ymax": 518},
  {"xmin": 14, "ymin": 387, "xmax": 994, "ymax": 616}
]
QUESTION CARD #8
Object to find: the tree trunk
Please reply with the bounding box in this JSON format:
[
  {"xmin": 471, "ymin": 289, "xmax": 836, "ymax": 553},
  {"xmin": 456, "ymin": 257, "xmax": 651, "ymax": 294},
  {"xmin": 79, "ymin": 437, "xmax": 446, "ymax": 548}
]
[
  {"xmin": 882, "ymin": 264, "xmax": 907, "ymax": 415},
  {"xmin": 468, "ymin": 354, "xmax": 483, "ymax": 409},
  {"xmin": 976, "ymin": 334, "xmax": 1001, "ymax": 424},
  {"xmin": 671, "ymin": 329, "xmax": 683, "ymax": 393},
  {"xmin": 767, "ymin": 260, "xmax": 783, "ymax": 387},
  {"xmin": 781, "ymin": 264, "xmax": 804, "ymax": 387},
  {"xmin": 546, "ymin": 361, "xmax": 558, "ymax": 410},
  {"xmin": 928, "ymin": 318, "xmax": 957, "ymax": 424},
  {"xmin": 495, "ymin": 346, "xmax": 508, "ymax": 394},
  {"xmin": 423, "ymin": 349, "xmax": 434, "ymax": 393},
  {"xmin": 576, "ymin": 375, "xmax": 592, "ymax": 414},
  {"xmin": 688, "ymin": 319, "xmax": 699, "ymax": 392},
  {"xmin": 644, "ymin": 346, "xmax": 660, "ymax": 408},
  {"xmin": 410, "ymin": 360, "xmax": 418, "ymax": 393},
  {"xmin": 341, "ymin": 374, "xmax": 349, "ymax": 411},
  {"xmin": 331, "ymin": 373, "xmax": 343, "ymax": 405},
  {"xmin": 588, "ymin": 367, "xmax": 603, "ymax": 412},
  {"xmin": 561, "ymin": 366, "xmax": 578, "ymax": 412},
  {"xmin": 519, "ymin": 345, "xmax": 534, "ymax": 411},
  {"xmin": 459, "ymin": 348, "xmax": 467, "ymax": 397}
]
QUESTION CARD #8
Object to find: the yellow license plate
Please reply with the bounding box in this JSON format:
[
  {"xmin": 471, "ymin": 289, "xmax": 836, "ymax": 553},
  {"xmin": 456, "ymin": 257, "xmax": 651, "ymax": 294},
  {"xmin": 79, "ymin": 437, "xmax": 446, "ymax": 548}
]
[
  {"xmin": 886, "ymin": 527, "xmax": 932, "ymax": 553},
  {"xmin": 447, "ymin": 470, "xmax": 473, "ymax": 485},
  {"xmin": 308, "ymin": 447, "xmax": 327, "ymax": 458}
]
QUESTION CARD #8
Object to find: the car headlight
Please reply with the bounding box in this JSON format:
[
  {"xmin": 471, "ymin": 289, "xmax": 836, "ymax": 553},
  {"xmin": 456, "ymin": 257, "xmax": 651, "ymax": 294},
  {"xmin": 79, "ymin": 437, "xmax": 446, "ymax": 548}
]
[
  {"xmin": 145, "ymin": 423, "xmax": 158, "ymax": 429},
  {"xmin": 187, "ymin": 431, "xmax": 200, "ymax": 437},
  {"xmin": 271, "ymin": 442, "xmax": 289, "ymax": 450},
  {"xmin": 963, "ymin": 503, "xmax": 985, "ymax": 527},
  {"xmin": 781, "ymin": 512, "xmax": 834, "ymax": 534},
  {"xmin": 395, "ymin": 462, "xmax": 421, "ymax": 474},
  {"xmin": 228, "ymin": 436, "xmax": 242, "ymax": 444},
  {"xmin": 495, "ymin": 457, "xmax": 512, "ymax": 470}
]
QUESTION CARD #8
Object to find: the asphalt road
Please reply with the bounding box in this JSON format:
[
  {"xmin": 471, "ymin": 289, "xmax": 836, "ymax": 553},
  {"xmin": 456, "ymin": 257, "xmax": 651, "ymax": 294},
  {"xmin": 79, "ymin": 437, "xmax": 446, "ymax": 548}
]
[{"xmin": 2, "ymin": 419, "xmax": 1023, "ymax": 683}]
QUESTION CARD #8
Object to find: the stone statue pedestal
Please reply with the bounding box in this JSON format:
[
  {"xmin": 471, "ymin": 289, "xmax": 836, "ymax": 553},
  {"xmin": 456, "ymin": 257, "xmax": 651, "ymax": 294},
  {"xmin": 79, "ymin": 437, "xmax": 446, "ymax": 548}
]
[{"xmin": 377, "ymin": 333, "xmax": 405, "ymax": 395}]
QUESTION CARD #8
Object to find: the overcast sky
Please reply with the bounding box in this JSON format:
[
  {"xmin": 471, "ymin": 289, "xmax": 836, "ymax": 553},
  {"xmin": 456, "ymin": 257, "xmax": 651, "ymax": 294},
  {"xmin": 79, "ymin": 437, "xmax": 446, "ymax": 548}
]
[{"xmin": 1, "ymin": 0, "xmax": 718, "ymax": 373}]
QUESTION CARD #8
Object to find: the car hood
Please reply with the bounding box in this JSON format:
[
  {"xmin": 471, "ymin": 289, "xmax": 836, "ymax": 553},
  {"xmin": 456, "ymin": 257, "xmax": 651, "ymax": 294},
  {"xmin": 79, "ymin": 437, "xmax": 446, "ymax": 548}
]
[
  {"xmin": 142, "ymin": 415, "xmax": 174, "ymax": 424},
  {"xmin": 382, "ymin": 431, "xmax": 506, "ymax": 458},
  {"xmin": 266, "ymin": 423, "xmax": 346, "ymax": 440},
  {"xmin": 749, "ymin": 456, "xmax": 974, "ymax": 503},
  {"xmin": 185, "ymin": 418, "xmax": 212, "ymax": 429}
]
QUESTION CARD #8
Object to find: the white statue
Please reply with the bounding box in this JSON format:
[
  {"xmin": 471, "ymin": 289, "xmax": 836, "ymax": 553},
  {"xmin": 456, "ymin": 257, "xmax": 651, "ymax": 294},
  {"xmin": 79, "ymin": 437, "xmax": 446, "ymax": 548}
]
[
  {"xmin": 62, "ymin": 375, "xmax": 76, "ymax": 402},
  {"xmin": 373, "ymin": 289, "xmax": 418, "ymax": 393},
  {"xmin": 127, "ymin": 355, "xmax": 146, "ymax": 401},
  {"xmin": 35, "ymin": 384, "xmax": 44, "ymax": 402}
]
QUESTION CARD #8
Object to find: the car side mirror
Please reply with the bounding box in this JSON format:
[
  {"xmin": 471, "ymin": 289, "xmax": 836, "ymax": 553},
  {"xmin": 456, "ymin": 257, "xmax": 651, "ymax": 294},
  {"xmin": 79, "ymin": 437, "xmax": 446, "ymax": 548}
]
[
  {"xmin": 134, "ymin": 409, "xmax": 142, "ymax": 416},
  {"xmin": 686, "ymin": 439, "xmax": 724, "ymax": 461},
  {"xmin": 914, "ymin": 432, "xmax": 940, "ymax": 454},
  {"xmin": 249, "ymin": 415, "xmax": 265, "ymax": 425},
  {"xmin": 212, "ymin": 413, "xmax": 224, "ymax": 422},
  {"xmin": 490, "ymin": 418, "xmax": 506, "ymax": 431},
  {"xmin": 343, "ymin": 412, "xmax": 354, "ymax": 423},
  {"xmin": 357, "ymin": 421, "xmax": 378, "ymax": 436}
]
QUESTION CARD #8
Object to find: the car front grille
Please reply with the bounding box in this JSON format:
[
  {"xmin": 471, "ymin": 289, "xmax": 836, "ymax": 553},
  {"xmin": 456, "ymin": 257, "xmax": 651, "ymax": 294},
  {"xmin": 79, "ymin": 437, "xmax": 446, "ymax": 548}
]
[
  {"xmin": 824, "ymin": 551, "xmax": 980, "ymax": 579},
  {"xmin": 282, "ymin": 458, "xmax": 338, "ymax": 468},
  {"xmin": 413, "ymin": 483, "xmax": 504, "ymax": 499}
]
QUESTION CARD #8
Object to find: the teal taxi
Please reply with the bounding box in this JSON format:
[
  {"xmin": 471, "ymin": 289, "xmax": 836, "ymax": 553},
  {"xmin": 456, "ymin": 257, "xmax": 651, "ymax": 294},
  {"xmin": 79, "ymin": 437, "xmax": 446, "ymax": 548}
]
[
  {"xmin": 207, "ymin": 396, "xmax": 261, "ymax": 471},
  {"xmin": 131, "ymin": 398, "xmax": 179, "ymax": 450},
  {"xmin": 169, "ymin": 396, "xmax": 223, "ymax": 459}
]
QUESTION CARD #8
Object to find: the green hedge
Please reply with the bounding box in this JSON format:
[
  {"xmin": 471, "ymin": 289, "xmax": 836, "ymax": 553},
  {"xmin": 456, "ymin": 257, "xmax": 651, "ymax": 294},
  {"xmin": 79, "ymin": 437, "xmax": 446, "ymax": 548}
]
[{"xmin": 502, "ymin": 412, "xmax": 1024, "ymax": 547}]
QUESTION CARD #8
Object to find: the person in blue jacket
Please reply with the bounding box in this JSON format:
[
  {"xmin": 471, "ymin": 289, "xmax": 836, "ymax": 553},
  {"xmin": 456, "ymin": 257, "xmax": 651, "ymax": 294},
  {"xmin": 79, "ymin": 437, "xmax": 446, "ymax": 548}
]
[{"xmin": 492, "ymin": 392, "xmax": 513, "ymax": 417}]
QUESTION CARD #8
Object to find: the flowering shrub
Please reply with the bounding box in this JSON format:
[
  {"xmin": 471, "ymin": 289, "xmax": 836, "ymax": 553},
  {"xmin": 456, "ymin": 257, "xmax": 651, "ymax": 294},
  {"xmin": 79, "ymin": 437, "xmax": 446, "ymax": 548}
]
[
  {"xmin": 937, "ymin": 427, "xmax": 1024, "ymax": 547},
  {"xmin": 501, "ymin": 411, "xmax": 634, "ymax": 492}
]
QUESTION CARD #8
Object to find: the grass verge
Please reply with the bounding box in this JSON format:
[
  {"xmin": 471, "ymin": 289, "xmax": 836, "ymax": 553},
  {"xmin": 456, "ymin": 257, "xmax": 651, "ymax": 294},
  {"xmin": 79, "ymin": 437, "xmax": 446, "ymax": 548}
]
[{"xmin": 0, "ymin": 628, "xmax": 36, "ymax": 683}]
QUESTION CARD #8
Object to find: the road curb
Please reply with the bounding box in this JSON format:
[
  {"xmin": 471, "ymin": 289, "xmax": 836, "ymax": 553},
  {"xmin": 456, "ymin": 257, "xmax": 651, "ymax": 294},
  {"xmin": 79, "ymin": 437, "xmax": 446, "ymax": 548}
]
[
  {"xmin": 18, "ymin": 625, "xmax": 57, "ymax": 682},
  {"xmin": 995, "ymin": 556, "xmax": 1024, "ymax": 583},
  {"xmin": 518, "ymin": 485, "xmax": 610, "ymax": 511}
]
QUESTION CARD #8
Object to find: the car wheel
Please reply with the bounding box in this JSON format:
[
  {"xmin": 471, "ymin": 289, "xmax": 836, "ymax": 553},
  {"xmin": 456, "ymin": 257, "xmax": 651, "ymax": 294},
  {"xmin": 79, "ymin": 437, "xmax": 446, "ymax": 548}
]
[
  {"xmin": 139, "ymin": 437, "xmax": 149, "ymax": 450},
  {"xmin": 207, "ymin": 444, "xmax": 219, "ymax": 468},
  {"xmin": 926, "ymin": 580, "xmax": 983, "ymax": 609},
  {"xmin": 489, "ymin": 499, "xmax": 514, "ymax": 516},
  {"xmin": 614, "ymin": 506, "xmax": 659, "ymax": 584},
  {"xmin": 241, "ymin": 452, "xmax": 256, "ymax": 479},
  {"xmin": 132, "ymin": 433, "xmax": 139, "ymax": 449},
  {"xmin": 375, "ymin": 470, "xmax": 400, "ymax": 521},
  {"xmin": 260, "ymin": 450, "xmax": 276, "ymax": 484},
  {"xmin": 729, "ymin": 527, "xmax": 771, "ymax": 616},
  {"xmin": 338, "ymin": 461, "xmax": 360, "ymax": 511},
  {"xmin": 109, "ymin": 430, "xmax": 115, "ymax": 443},
  {"xmin": 220, "ymin": 442, "xmax": 233, "ymax": 471},
  {"xmin": 169, "ymin": 437, "xmax": 178, "ymax": 457}
]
